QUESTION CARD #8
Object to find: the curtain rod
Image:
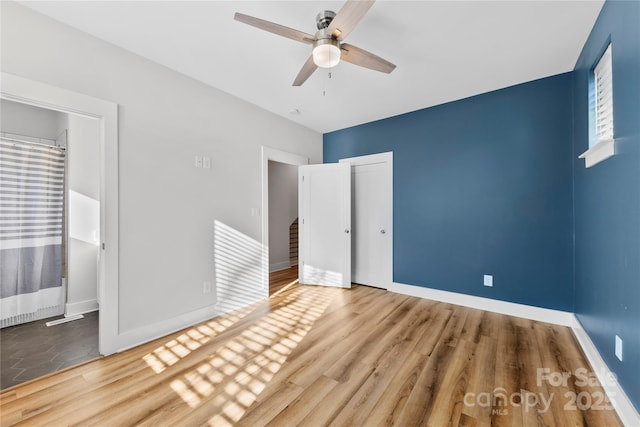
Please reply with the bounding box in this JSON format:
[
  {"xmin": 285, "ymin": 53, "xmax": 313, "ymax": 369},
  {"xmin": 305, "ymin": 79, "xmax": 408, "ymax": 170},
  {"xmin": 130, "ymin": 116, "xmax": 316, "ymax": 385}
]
[{"xmin": 0, "ymin": 133, "xmax": 65, "ymax": 151}]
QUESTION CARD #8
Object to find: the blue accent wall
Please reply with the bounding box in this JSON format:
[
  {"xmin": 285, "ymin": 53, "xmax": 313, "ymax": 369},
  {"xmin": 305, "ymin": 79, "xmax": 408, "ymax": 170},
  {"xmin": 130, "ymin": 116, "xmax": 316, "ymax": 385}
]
[
  {"xmin": 324, "ymin": 73, "xmax": 575, "ymax": 311},
  {"xmin": 573, "ymin": 0, "xmax": 640, "ymax": 412}
]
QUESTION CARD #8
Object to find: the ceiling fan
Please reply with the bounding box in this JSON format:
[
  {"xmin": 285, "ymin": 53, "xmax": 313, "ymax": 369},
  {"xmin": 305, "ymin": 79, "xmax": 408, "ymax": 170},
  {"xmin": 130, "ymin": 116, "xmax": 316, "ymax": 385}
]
[{"xmin": 234, "ymin": 0, "xmax": 396, "ymax": 86}]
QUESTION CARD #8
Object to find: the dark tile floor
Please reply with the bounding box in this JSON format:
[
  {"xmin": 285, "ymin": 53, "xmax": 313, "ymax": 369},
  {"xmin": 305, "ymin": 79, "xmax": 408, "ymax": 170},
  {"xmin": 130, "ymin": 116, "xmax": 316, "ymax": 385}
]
[{"xmin": 0, "ymin": 311, "xmax": 100, "ymax": 390}]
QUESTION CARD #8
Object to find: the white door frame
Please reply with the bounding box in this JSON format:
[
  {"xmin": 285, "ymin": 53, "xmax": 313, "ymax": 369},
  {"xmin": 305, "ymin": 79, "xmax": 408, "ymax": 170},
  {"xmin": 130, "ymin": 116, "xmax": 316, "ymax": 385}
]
[
  {"xmin": 340, "ymin": 151, "xmax": 393, "ymax": 290},
  {"xmin": 1, "ymin": 72, "xmax": 119, "ymax": 355},
  {"xmin": 261, "ymin": 146, "xmax": 308, "ymax": 292}
]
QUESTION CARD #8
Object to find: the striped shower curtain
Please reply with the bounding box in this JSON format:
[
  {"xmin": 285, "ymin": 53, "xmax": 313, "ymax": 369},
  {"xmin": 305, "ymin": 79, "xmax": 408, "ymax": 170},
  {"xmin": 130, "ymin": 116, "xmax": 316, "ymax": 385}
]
[{"xmin": 0, "ymin": 138, "xmax": 66, "ymax": 328}]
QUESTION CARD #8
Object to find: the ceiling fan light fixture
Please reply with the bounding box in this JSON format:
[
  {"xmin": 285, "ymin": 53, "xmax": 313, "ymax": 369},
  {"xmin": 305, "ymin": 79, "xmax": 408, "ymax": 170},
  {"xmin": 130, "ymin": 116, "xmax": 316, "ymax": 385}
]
[{"xmin": 313, "ymin": 39, "xmax": 341, "ymax": 68}]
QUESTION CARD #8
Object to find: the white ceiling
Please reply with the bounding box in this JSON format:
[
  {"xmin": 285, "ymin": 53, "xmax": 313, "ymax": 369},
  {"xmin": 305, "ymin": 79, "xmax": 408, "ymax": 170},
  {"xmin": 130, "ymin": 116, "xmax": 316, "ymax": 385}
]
[{"xmin": 20, "ymin": 1, "xmax": 603, "ymax": 133}]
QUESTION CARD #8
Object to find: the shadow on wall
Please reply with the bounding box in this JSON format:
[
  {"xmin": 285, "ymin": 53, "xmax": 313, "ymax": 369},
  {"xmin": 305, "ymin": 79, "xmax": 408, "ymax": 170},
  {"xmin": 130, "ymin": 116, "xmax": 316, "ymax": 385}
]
[{"xmin": 213, "ymin": 220, "xmax": 265, "ymax": 313}]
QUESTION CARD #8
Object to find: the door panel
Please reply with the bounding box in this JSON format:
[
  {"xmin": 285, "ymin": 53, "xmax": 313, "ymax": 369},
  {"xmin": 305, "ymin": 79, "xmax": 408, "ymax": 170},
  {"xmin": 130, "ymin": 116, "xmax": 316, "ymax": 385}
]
[
  {"xmin": 298, "ymin": 163, "xmax": 351, "ymax": 288},
  {"xmin": 341, "ymin": 153, "xmax": 392, "ymax": 289},
  {"xmin": 352, "ymin": 163, "xmax": 388, "ymax": 287}
]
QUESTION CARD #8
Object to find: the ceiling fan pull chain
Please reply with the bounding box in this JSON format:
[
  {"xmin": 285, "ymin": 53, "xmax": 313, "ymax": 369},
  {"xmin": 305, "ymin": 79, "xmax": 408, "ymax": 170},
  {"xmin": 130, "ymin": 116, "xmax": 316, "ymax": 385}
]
[{"xmin": 323, "ymin": 71, "xmax": 334, "ymax": 97}]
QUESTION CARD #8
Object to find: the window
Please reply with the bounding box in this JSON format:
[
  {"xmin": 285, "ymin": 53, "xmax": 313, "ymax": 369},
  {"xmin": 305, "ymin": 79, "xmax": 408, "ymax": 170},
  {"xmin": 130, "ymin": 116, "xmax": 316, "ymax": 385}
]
[
  {"xmin": 580, "ymin": 43, "xmax": 615, "ymax": 168},
  {"xmin": 594, "ymin": 44, "xmax": 614, "ymax": 145}
]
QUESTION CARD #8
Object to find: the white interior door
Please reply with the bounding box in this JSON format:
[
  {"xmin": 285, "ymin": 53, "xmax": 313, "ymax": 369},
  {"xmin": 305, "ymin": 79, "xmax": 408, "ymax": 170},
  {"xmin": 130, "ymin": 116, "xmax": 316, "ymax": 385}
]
[
  {"xmin": 299, "ymin": 163, "xmax": 351, "ymax": 288},
  {"xmin": 340, "ymin": 152, "xmax": 392, "ymax": 289}
]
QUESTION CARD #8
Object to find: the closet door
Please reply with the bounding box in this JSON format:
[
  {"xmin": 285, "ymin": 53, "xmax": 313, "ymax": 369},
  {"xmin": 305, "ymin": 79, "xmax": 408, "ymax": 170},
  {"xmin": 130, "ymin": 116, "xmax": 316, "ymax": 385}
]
[{"xmin": 341, "ymin": 152, "xmax": 392, "ymax": 290}]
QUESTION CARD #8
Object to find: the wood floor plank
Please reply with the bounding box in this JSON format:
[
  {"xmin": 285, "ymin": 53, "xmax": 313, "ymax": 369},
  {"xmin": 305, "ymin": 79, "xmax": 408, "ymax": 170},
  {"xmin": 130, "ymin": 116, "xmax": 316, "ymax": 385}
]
[
  {"xmin": 296, "ymin": 361, "xmax": 374, "ymax": 426},
  {"xmin": 492, "ymin": 314, "xmax": 524, "ymax": 427},
  {"xmin": 234, "ymin": 381, "xmax": 303, "ymax": 427},
  {"xmin": 393, "ymin": 338, "xmax": 458, "ymax": 426},
  {"xmin": 324, "ymin": 297, "xmax": 418, "ymax": 382},
  {"xmin": 0, "ymin": 267, "xmax": 623, "ymax": 426},
  {"xmin": 440, "ymin": 305, "xmax": 470, "ymax": 348},
  {"xmin": 533, "ymin": 322, "xmax": 587, "ymax": 427},
  {"xmin": 425, "ymin": 337, "xmax": 476, "ymax": 426},
  {"xmin": 360, "ymin": 349, "xmax": 429, "ymax": 426},
  {"xmin": 461, "ymin": 335, "xmax": 498, "ymax": 425},
  {"xmin": 459, "ymin": 308, "xmax": 484, "ymax": 344},
  {"xmin": 328, "ymin": 336, "xmax": 417, "ymax": 426},
  {"xmin": 264, "ymin": 375, "xmax": 337, "ymax": 426},
  {"xmin": 545, "ymin": 324, "xmax": 622, "ymax": 427},
  {"xmin": 284, "ymin": 293, "xmax": 411, "ymax": 387},
  {"xmin": 515, "ymin": 323, "xmax": 556, "ymax": 427},
  {"xmin": 413, "ymin": 305, "xmax": 453, "ymax": 356}
]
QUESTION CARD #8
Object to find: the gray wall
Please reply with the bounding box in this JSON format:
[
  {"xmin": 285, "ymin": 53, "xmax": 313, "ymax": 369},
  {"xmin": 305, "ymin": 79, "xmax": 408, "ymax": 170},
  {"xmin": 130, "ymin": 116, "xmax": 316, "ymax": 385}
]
[
  {"xmin": 66, "ymin": 114, "xmax": 100, "ymax": 315},
  {"xmin": 1, "ymin": 99, "xmax": 65, "ymax": 141},
  {"xmin": 1, "ymin": 2, "xmax": 322, "ymax": 336}
]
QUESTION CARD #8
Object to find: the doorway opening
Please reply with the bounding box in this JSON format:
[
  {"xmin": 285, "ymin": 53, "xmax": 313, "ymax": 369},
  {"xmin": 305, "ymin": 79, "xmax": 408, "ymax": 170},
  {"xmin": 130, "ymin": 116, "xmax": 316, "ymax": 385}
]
[
  {"xmin": 267, "ymin": 160, "xmax": 299, "ymax": 296},
  {"xmin": 1, "ymin": 72, "xmax": 119, "ymax": 361},
  {"xmin": 261, "ymin": 147, "xmax": 308, "ymax": 297},
  {"xmin": 0, "ymin": 99, "xmax": 101, "ymax": 389}
]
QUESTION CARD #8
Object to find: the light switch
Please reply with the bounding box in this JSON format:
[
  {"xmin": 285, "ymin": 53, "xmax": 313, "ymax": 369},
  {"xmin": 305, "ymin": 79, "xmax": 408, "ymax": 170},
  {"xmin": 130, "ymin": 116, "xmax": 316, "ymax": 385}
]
[
  {"xmin": 195, "ymin": 155, "xmax": 203, "ymax": 168},
  {"xmin": 203, "ymin": 157, "xmax": 211, "ymax": 169}
]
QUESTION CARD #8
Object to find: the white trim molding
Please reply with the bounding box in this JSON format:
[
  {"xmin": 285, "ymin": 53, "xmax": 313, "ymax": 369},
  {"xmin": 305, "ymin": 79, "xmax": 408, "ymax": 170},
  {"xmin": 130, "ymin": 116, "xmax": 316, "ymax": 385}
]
[
  {"xmin": 571, "ymin": 316, "xmax": 640, "ymax": 426},
  {"xmin": 390, "ymin": 282, "xmax": 575, "ymax": 326},
  {"xmin": 269, "ymin": 261, "xmax": 291, "ymax": 273},
  {"xmin": 579, "ymin": 138, "xmax": 615, "ymax": 168},
  {"xmin": 65, "ymin": 299, "xmax": 99, "ymax": 317},
  {"xmin": 116, "ymin": 305, "xmax": 220, "ymax": 353}
]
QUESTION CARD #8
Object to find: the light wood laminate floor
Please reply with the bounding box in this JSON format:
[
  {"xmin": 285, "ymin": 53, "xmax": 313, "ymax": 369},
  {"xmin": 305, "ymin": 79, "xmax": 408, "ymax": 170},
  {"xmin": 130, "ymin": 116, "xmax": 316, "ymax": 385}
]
[{"xmin": 0, "ymin": 267, "xmax": 622, "ymax": 426}]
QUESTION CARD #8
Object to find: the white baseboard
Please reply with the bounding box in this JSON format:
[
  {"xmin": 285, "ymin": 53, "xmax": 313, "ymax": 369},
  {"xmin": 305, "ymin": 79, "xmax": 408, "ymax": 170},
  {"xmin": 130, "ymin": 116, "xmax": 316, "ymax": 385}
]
[
  {"xmin": 116, "ymin": 304, "xmax": 220, "ymax": 353},
  {"xmin": 389, "ymin": 282, "xmax": 639, "ymax": 424},
  {"xmin": 269, "ymin": 261, "xmax": 291, "ymax": 272},
  {"xmin": 65, "ymin": 299, "xmax": 98, "ymax": 317},
  {"xmin": 390, "ymin": 282, "xmax": 575, "ymax": 326},
  {"xmin": 571, "ymin": 316, "xmax": 640, "ymax": 426}
]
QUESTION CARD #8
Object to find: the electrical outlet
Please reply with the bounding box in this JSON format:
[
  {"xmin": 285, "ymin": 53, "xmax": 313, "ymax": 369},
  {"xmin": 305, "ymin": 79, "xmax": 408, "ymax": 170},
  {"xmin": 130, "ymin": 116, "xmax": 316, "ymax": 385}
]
[
  {"xmin": 203, "ymin": 281, "xmax": 212, "ymax": 294},
  {"xmin": 615, "ymin": 335, "xmax": 623, "ymax": 361},
  {"xmin": 483, "ymin": 274, "xmax": 493, "ymax": 287}
]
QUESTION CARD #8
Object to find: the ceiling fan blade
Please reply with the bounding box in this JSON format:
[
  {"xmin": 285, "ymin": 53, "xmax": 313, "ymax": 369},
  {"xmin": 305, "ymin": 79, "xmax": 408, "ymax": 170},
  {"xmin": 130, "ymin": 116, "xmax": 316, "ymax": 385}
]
[
  {"xmin": 340, "ymin": 43, "xmax": 396, "ymax": 74},
  {"xmin": 293, "ymin": 55, "xmax": 318, "ymax": 86},
  {"xmin": 234, "ymin": 12, "xmax": 315, "ymax": 44},
  {"xmin": 327, "ymin": 0, "xmax": 375, "ymax": 40}
]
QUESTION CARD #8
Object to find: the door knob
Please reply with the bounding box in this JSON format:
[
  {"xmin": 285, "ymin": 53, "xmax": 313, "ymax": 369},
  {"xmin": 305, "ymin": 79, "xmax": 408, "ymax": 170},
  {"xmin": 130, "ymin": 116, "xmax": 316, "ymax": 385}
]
[
  {"xmin": 345, "ymin": 229, "xmax": 350, "ymax": 234},
  {"xmin": 380, "ymin": 229, "xmax": 386, "ymax": 234}
]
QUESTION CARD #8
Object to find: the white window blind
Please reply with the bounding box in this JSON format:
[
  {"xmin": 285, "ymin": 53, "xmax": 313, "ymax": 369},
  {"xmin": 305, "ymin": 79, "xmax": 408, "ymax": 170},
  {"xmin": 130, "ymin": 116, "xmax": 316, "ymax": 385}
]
[{"xmin": 594, "ymin": 44, "xmax": 613, "ymax": 144}]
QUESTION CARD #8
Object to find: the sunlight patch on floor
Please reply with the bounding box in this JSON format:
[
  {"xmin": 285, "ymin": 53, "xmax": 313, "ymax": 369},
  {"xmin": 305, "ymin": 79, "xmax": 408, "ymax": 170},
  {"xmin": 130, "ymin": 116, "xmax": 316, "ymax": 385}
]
[
  {"xmin": 143, "ymin": 302, "xmax": 256, "ymax": 374},
  {"xmin": 157, "ymin": 285, "xmax": 334, "ymax": 426},
  {"xmin": 270, "ymin": 278, "xmax": 300, "ymax": 298}
]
